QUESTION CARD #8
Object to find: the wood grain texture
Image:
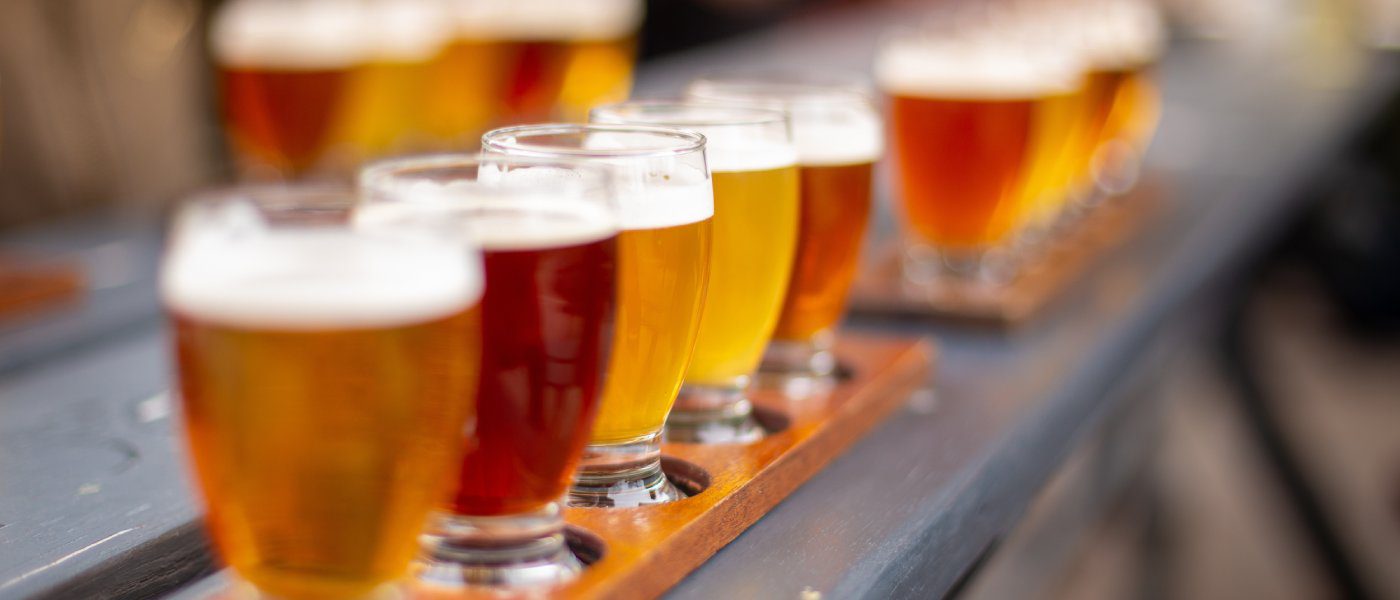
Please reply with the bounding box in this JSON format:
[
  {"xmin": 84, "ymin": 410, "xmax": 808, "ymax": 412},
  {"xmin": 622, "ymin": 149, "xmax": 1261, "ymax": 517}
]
[
  {"xmin": 848, "ymin": 185, "xmax": 1163, "ymax": 327},
  {"xmin": 406, "ymin": 334, "xmax": 933, "ymax": 600}
]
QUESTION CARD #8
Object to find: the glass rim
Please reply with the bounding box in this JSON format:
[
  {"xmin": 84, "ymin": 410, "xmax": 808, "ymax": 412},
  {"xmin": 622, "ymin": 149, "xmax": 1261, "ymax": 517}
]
[
  {"xmin": 359, "ymin": 151, "xmax": 617, "ymax": 192},
  {"xmin": 481, "ymin": 123, "xmax": 707, "ymax": 160},
  {"xmin": 590, "ymin": 100, "xmax": 791, "ymax": 129}
]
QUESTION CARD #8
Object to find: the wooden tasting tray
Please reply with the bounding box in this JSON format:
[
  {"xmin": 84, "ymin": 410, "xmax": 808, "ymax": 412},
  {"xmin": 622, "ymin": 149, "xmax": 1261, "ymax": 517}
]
[
  {"xmin": 399, "ymin": 334, "xmax": 935, "ymax": 599},
  {"xmin": 0, "ymin": 254, "xmax": 85, "ymax": 322},
  {"xmin": 848, "ymin": 184, "xmax": 1162, "ymax": 327}
]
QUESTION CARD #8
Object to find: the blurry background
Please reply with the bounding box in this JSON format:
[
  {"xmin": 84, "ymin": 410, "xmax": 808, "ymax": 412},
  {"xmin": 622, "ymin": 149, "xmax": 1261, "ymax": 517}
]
[{"xmin": 0, "ymin": 0, "xmax": 1398, "ymax": 598}]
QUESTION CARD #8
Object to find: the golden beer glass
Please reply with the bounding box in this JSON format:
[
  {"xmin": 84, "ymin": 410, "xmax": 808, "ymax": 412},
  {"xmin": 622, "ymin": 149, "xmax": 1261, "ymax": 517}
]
[
  {"xmin": 333, "ymin": 0, "xmax": 450, "ymax": 160},
  {"xmin": 163, "ymin": 185, "xmax": 484, "ymax": 598},
  {"xmin": 687, "ymin": 72, "xmax": 883, "ymax": 386},
  {"xmin": 877, "ymin": 30, "xmax": 1082, "ymax": 286},
  {"xmin": 1075, "ymin": 0, "xmax": 1165, "ymax": 196},
  {"xmin": 211, "ymin": 0, "xmax": 364, "ymax": 179},
  {"xmin": 592, "ymin": 102, "xmax": 800, "ymax": 443},
  {"xmin": 482, "ymin": 124, "xmax": 713, "ymax": 506},
  {"xmin": 422, "ymin": 0, "xmax": 643, "ymax": 144}
]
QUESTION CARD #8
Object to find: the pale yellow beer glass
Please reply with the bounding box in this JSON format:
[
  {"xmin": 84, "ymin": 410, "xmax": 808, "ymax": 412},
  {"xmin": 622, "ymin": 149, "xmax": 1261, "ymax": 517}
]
[{"xmin": 593, "ymin": 102, "xmax": 799, "ymax": 443}]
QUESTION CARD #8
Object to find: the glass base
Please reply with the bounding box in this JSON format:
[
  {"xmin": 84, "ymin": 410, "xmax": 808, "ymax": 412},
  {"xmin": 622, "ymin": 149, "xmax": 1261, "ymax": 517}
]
[
  {"xmin": 1092, "ymin": 140, "xmax": 1141, "ymax": 197},
  {"xmin": 901, "ymin": 243, "xmax": 1019, "ymax": 292},
  {"xmin": 569, "ymin": 431, "xmax": 685, "ymax": 507},
  {"xmin": 757, "ymin": 335, "xmax": 840, "ymax": 399},
  {"xmin": 414, "ymin": 504, "xmax": 580, "ymax": 588},
  {"xmin": 666, "ymin": 382, "xmax": 763, "ymax": 444}
]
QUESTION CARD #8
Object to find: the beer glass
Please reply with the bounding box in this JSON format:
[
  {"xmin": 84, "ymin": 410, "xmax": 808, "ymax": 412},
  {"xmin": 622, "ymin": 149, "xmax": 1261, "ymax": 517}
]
[
  {"xmin": 163, "ymin": 185, "xmax": 484, "ymax": 599},
  {"xmin": 592, "ymin": 102, "xmax": 800, "ymax": 443},
  {"xmin": 687, "ymin": 72, "xmax": 882, "ymax": 385},
  {"xmin": 1073, "ymin": 0, "xmax": 1164, "ymax": 196},
  {"xmin": 334, "ymin": 0, "xmax": 451, "ymax": 160},
  {"xmin": 482, "ymin": 124, "xmax": 713, "ymax": 506},
  {"xmin": 877, "ymin": 29, "xmax": 1082, "ymax": 285},
  {"xmin": 423, "ymin": 0, "xmax": 643, "ymax": 144},
  {"xmin": 360, "ymin": 154, "xmax": 619, "ymax": 585},
  {"xmin": 211, "ymin": 0, "xmax": 363, "ymax": 178}
]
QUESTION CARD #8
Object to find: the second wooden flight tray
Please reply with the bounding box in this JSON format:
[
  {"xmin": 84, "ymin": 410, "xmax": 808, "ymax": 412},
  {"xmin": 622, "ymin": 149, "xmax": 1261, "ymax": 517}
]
[
  {"xmin": 847, "ymin": 182, "xmax": 1163, "ymax": 327},
  {"xmin": 414, "ymin": 333, "xmax": 934, "ymax": 599}
]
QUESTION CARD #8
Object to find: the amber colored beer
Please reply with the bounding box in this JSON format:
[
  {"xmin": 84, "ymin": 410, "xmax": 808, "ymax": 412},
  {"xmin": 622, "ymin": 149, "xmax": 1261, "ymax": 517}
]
[
  {"xmin": 684, "ymin": 160, "xmax": 800, "ymax": 386},
  {"xmin": 167, "ymin": 225, "xmax": 484, "ymax": 598},
  {"xmin": 212, "ymin": 0, "xmax": 363, "ymax": 176},
  {"xmin": 449, "ymin": 213, "xmax": 618, "ymax": 516},
  {"xmin": 890, "ymin": 94, "xmax": 1038, "ymax": 249},
  {"xmin": 776, "ymin": 162, "xmax": 873, "ymax": 339},
  {"xmin": 879, "ymin": 39, "xmax": 1081, "ymax": 253}
]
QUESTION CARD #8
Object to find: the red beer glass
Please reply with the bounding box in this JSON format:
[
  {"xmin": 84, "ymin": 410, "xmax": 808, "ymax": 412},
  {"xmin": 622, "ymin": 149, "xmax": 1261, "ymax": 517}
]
[{"xmin": 359, "ymin": 154, "xmax": 619, "ymax": 586}]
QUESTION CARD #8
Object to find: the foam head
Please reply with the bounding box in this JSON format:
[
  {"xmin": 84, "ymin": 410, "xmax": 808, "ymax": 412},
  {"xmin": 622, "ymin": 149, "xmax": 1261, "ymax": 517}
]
[
  {"xmin": 687, "ymin": 80, "xmax": 884, "ymax": 165},
  {"xmin": 452, "ymin": 0, "xmax": 643, "ymax": 40},
  {"xmin": 876, "ymin": 35, "xmax": 1084, "ymax": 100},
  {"xmin": 212, "ymin": 0, "xmax": 367, "ymax": 69},
  {"xmin": 590, "ymin": 103, "xmax": 798, "ymax": 173},
  {"xmin": 360, "ymin": 162, "xmax": 619, "ymax": 250},
  {"xmin": 1078, "ymin": 1, "xmax": 1166, "ymax": 70},
  {"xmin": 163, "ymin": 202, "xmax": 482, "ymax": 330},
  {"xmin": 366, "ymin": 0, "xmax": 453, "ymax": 62}
]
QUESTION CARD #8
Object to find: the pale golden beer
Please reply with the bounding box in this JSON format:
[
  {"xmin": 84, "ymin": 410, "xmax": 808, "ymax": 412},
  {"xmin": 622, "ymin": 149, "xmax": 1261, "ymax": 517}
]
[
  {"xmin": 334, "ymin": 0, "xmax": 449, "ymax": 158},
  {"xmin": 878, "ymin": 33, "xmax": 1081, "ymax": 280},
  {"xmin": 211, "ymin": 0, "xmax": 363, "ymax": 178},
  {"xmin": 686, "ymin": 165, "xmax": 799, "ymax": 383},
  {"xmin": 481, "ymin": 124, "xmax": 713, "ymax": 505},
  {"xmin": 1016, "ymin": 70, "xmax": 1092, "ymax": 230},
  {"xmin": 687, "ymin": 75, "xmax": 883, "ymax": 378},
  {"xmin": 421, "ymin": 0, "xmax": 642, "ymax": 144},
  {"xmin": 164, "ymin": 188, "xmax": 484, "ymax": 598},
  {"xmin": 599, "ymin": 217, "xmax": 712, "ymax": 443},
  {"xmin": 593, "ymin": 103, "xmax": 799, "ymax": 443},
  {"xmin": 1074, "ymin": 0, "xmax": 1165, "ymax": 193}
]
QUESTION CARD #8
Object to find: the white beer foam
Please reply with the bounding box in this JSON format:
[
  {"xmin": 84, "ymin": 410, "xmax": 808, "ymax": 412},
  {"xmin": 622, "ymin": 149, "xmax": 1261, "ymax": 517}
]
[
  {"xmin": 212, "ymin": 0, "xmax": 367, "ymax": 69},
  {"xmin": 357, "ymin": 181, "xmax": 618, "ymax": 251},
  {"xmin": 705, "ymin": 140, "xmax": 800, "ymax": 173},
  {"xmin": 163, "ymin": 229, "xmax": 482, "ymax": 330},
  {"xmin": 1079, "ymin": 2, "xmax": 1165, "ymax": 70},
  {"xmin": 614, "ymin": 166, "xmax": 713, "ymax": 230},
  {"xmin": 877, "ymin": 38, "xmax": 1083, "ymax": 100},
  {"xmin": 453, "ymin": 0, "xmax": 643, "ymax": 40},
  {"xmin": 366, "ymin": 0, "xmax": 453, "ymax": 62},
  {"xmin": 792, "ymin": 115, "xmax": 884, "ymax": 166}
]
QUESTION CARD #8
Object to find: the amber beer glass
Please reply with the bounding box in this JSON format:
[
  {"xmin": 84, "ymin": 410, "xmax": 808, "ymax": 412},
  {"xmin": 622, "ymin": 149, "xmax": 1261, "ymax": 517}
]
[
  {"xmin": 878, "ymin": 32, "xmax": 1082, "ymax": 284},
  {"xmin": 163, "ymin": 186, "xmax": 484, "ymax": 599},
  {"xmin": 360, "ymin": 155, "xmax": 618, "ymax": 585},
  {"xmin": 593, "ymin": 102, "xmax": 800, "ymax": 443},
  {"xmin": 483, "ymin": 124, "xmax": 712, "ymax": 506},
  {"xmin": 688, "ymin": 74, "xmax": 883, "ymax": 382},
  {"xmin": 211, "ymin": 0, "xmax": 362, "ymax": 178}
]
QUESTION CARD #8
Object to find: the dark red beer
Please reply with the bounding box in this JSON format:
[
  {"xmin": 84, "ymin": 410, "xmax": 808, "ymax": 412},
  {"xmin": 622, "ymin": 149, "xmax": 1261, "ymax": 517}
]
[{"xmin": 450, "ymin": 232, "xmax": 617, "ymax": 517}]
